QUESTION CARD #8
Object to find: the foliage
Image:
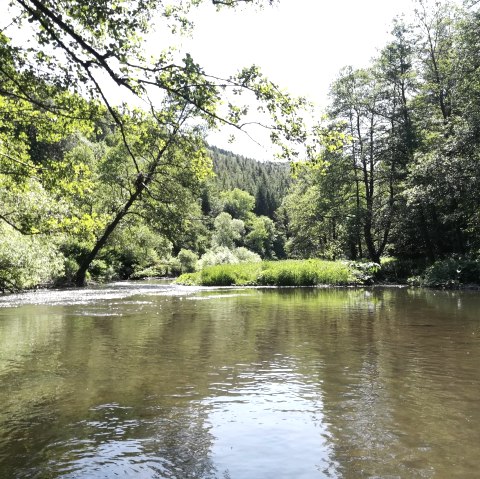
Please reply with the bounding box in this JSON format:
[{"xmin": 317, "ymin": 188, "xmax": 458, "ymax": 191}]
[
  {"xmin": 198, "ymin": 263, "xmax": 261, "ymax": 286},
  {"xmin": 256, "ymin": 260, "xmax": 353, "ymax": 286},
  {"xmin": 0, "ymin": 224, "xmax": 64, "ymax": 292},
  {"xmin": 232, "ymin": 246, "xmax": 262, "ymax": 263},
  {"xmin": 177, "ymin": 249, "xmax": 199, "ymax": 273},
  {"xmin": 244, "ymin": 214, "xmax": 277, "ymax": 258},
  {"xmin": 219, "ymin": 188, "xmax": 255, "ymax": 220},
  {"xmin": 88, "ymin": 259, "xmax": 116, "ymax": 282},
  {"xmin": 177, "ymin": 259, "xmax": 357, "ymax": 286},
  {"xmin": 279, "ymin": 0, "xmax": 480, "ymax": 287},
  {"xmin": 346, "ymin": 261, "xmax": 380, "ymax": 285},
  {"xmin": 282, "ymin": 154, "xmax": 353, "ymax": 260},
  {"xmin": 197, "ymin": 245, "xmax": 260, "ymax": 269},
  {"xmin": 198, "ymin": 246, "xmax": 240, "ymax": 269},
  {"xmin": 130, "ymin": 262, "xmax": 178, "ymax": 279},
  {"xmin": 211, "ymin": 212, "xmax": 245, "ymax": 248},
  {"xmin": 101, "ymin": 223, "xmax": 173, "ymax": 279},
  {"xmin": 1, "ymin": 0, "xmax": 314, "ymax": 288},
  {"xmin": 421, "ymin": 256, "xmax": 480, "ymax": 288},
  {"xmin": 209, "ymin": 146, "xmax": 290, "ymax": 219},
  {"xmin": 378, "ymin": 256, "xmax": 427, "ymax": 283},
  {"xmin": 3, "ymin": 0, "xmax": 480, "ymax": 290}
]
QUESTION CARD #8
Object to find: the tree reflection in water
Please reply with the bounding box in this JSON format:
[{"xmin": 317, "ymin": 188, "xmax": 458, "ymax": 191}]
[{"xmin": 0, "ymin": 285, "xmax": 480, "ymax": 478}]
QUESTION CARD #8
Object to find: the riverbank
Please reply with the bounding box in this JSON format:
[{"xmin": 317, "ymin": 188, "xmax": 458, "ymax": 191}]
[
  {"xmin": 176, "ymin": 256, "xmax": 480, "ymax": 289},
  {"xmin": 3, "ymin": 257, "xmax": 479, "ymax": 294}
]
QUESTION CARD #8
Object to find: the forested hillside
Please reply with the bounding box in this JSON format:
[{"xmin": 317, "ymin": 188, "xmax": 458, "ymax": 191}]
[{"xmin": 209, "ymin": 146, "xmax": 290, "ymax": 218}]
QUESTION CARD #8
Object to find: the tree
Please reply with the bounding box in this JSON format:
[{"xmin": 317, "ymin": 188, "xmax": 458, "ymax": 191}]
[
  {"xmin": 71, "ymin": 111, "xmax": 213, "ymax": 285},
  {"xmin": 2, "ymin": 0, "xmax": 310, "ymax": 286},
  {"xmin": 326, "ymin": 19, "xmax": 419, "ymax": 264},
  {"xmin": 329, "ymin": 66, "xmax": 395, "ymax": 263},
  {"xmin": 244, "ymin": 214, "xmax": 276, "ymax": 258},
  {"xmin": 0, "ymin": 223, "xmax": 64, "ymax": 292},
  {"xmin": 282, "ymin": 150, "xmax": 353, "ymax": 260},
  {"xmin": 219, "ymin": 188, "xmax": 255, "ymax": 220},
  {"xmin": 403, "ymin": 0, "xmax": 480, "ymax": 258},
  {"xmin": 211, "ymin": 212, "xmax": 245, "ymax": 248},
  {"xmin": 208, "ymin": 145, "xmax": 291, "ymax": 219}
]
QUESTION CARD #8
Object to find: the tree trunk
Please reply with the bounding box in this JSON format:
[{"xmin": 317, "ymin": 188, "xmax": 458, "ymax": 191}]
[
  {"xmin": 363, "ymin": 210, "xmax": 380, "ymax": 263},
  {"xmin": 73, "ymin": 131, "xmax": 177, "ymax": 287},
  {"xmin": 74, "ymin": 183, "xmax": 145, "ymax": 286},
  {"xmin": 419, "ymin": 206, "xmax": 436, "ymax": 263}
]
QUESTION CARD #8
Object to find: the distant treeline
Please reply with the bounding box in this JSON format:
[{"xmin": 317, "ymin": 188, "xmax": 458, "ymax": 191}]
[{"xmin": 209, "ymin": 145, "xmax": 290, "ymax": 219}]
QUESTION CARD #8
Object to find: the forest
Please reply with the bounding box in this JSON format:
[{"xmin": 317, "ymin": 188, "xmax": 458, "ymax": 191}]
[{"xmin": 1, "ymin": 0, "xmax": 480, "ymax": 291}]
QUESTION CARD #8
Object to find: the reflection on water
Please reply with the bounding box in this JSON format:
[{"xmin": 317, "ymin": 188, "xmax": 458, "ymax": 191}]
[{"xmin": 1, "ymin": 284, "xmax": 480, "ymax": 478}]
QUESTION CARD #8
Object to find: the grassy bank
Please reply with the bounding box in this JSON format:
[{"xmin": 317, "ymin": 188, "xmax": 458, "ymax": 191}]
[{"xmin": 176, "ymin": 259, "xmax": 378, "ymax": 287}]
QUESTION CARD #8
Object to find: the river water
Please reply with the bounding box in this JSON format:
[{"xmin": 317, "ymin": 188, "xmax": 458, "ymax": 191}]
[{"xmin": 0, "ymin": 282, "xmax": 479, "ymax": 478}]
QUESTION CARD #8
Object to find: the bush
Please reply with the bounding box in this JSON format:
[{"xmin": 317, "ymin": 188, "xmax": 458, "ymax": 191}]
[
  {"xmin": 232, "ymin": 247, "xmax": 261, "ymax": 263},
  {"xmin": 347, "ymin": 261, "xmax": 380, "ymax": 284},
  {"xmin": 379, "ymin": 256, "xmax": 426, "ymax": 283},
  {"xmin": 130, "ymin": 257, "xmax": 182, "ymax": 279},
  {"xmin": 88, "ymin": 259, "xmax": 116, "ymax": 282},
  {"xmin": 175, "ymin": 271, "xmax": 201, "ymax": 285},
  {"xmin": 177, "ymin": 249, "xmax": 199, "ymax": 273},
  {"xmin": 0, "ymin": 224, "xmax": 64, "ymax": 291},
  {"xmin": 62, "ymin": 257, "xmax": 80, "ymax": 283},
  {"xmin": 198, "ymin": 246, "xmax": 238, "ymax": 269},
  {"xmin": 103, "ymin": 224, "xmax": 173, "ymax": 279},
  {"xmin": 197, "ymin": 246, "xmax": 260, "ymax": 270},
  {"xmin": 421, "ymin": 256, "xmax": 480, "ymax": 288}
]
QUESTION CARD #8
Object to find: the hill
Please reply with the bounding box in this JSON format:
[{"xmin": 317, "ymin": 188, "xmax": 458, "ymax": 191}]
[{"xmin": 209, "ymin": 145, "xmax": 291, "ymax": 218}]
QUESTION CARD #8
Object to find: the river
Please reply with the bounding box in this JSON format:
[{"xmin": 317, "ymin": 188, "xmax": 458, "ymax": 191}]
[{"xmin": 0, "ymin": 282, "xmax": 479, "ymax": 478}]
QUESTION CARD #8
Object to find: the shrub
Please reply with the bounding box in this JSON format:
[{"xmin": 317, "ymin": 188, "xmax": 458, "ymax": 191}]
[
  {"xmin": 62, "ymin": 257, "xmax": 80, "ymax": 283},
  {"xmin": 232, "ymin": 247, "xmax": 261, "ymax": 263},
  {"xmin": 130, "ymin": 257, "xmax": 182, "ymax": 279},
  {"xmin": 177, "ymin": 249, "xmax": 199, "ymax": 273},
  {"xmin": 347, "ymin": 261, "xmax": 380, "ymax": 284},
  {"xmin": 197, "ymin": 246, "xmax": 261, "ymax": 269},
  {"xmin": 422, "ymin": 256, "xmax": 480, "ymax": 288},
  {"xmin": 379, "ymin": 256, "xmax": 426, "ymax": 283},
  {"xmin": 103, "ymin": 225, "xmax": 173, "ymax": 279},
  {"xmin": 88, "ymin": 259, "xmax": 116, "ymax": 281},
  {"xmin": 176, "ymin": 272, "xmax": 201, "ymax": 285},
  {"xmin": 0, "ymin": 224, "xmax": 64, "ymax": 291},
  {"xmin": 211, "ymin": 212, "xmax": 245, "ymax": 248},
  {"xmin": 198, "ymin": 246, "xmax": 239, "ymax": 269}
]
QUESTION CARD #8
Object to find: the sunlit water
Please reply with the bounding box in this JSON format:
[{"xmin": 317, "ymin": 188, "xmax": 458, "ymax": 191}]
[{"xmin": 1, "ymin": 282, "xmax": 480, "ymax": 478}]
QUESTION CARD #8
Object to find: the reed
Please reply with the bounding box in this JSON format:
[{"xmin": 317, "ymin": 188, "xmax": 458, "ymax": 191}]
[{"xmin": 176, "ymin": 259, "xmax": 362, "ymax": 286}]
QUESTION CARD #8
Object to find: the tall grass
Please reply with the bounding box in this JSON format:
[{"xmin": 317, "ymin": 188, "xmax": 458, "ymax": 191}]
[{"xmin": 176, "ymin": 259, "xmax": 364, "ymax": 287}]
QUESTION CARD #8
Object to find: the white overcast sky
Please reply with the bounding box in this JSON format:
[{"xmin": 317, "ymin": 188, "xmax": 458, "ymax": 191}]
[{"xmin": 180, "ymin": 0, "xmax": 417, "ymax": 159}]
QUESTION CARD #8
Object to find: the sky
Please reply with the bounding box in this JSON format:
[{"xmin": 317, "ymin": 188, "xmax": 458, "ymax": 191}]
[
  {"xmin": 1, "ymin": 0, "xmax": 418, "ymax": 160},
  {"xmin": 178, "ymin": 0, "xmax": 417, "ymax": 159}
]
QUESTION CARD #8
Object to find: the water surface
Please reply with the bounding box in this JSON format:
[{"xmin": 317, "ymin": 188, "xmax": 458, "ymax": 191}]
[{"xmin": 1, "ymin": 282, "xmax": 479, "ymax": 478}]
